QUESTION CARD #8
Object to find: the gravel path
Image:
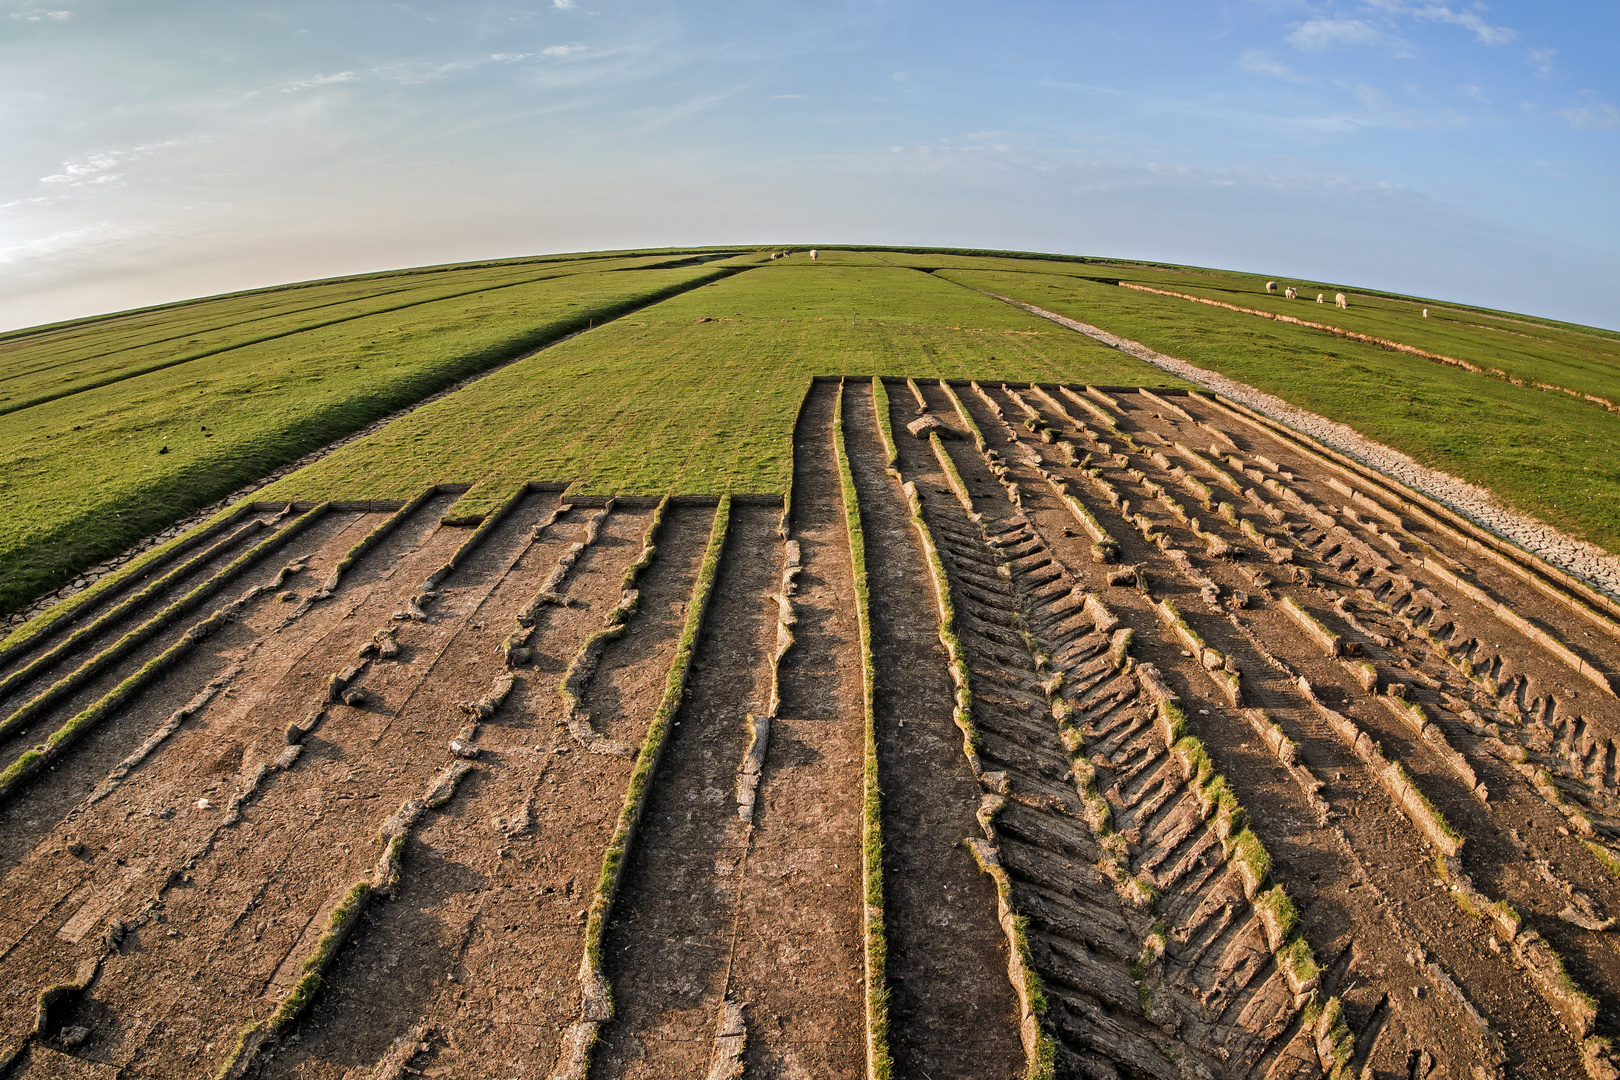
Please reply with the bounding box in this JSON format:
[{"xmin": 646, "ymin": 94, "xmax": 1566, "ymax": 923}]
[{"xmin": 991, "ymin": 293, "xmax": 1620, "ymax": 602}]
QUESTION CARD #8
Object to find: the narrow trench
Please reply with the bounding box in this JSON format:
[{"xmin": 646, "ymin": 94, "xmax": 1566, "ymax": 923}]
[
  {"xmin": 845, "ymin": 378, "xmax": 1030, "ymax": 1080},
  {"xmin": 591, "ymin": 502, "xmax": 777, "ymax": 1080}
]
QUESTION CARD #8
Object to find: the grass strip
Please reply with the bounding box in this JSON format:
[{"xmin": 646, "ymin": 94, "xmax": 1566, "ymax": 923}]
[
  {"xmin": 0, "ymin": 516, "xmax": 269, "ymax": 705},
  {"xmin": 871, "ymin": 377, "xmax": 901, "ymax": 476},
  {"xmin": 0, "ymin": 505, "xmax": 329, "ymax": 803},
  {"xmin": 0, "ymin": 500, "xmax": 261, "ymax": 659},
  {"xmin": 938, "ymin": 379, "xmax": 989, "ymax": 451},
  {"xmin": 314, "ymin": 485, "xmax": 441, "ymax": 597},
  {"xmin": 0, "ymin": 504, "xmax": 326, "ymax": 743},
  {"xmin": 782, "ymin": 377, "xmax": 817, "ymax": 534},
  {"xmin": 559, "ymin": 496, "xmax": 729, "ymax": 1078},
  {"xmin": 834, "ymin": 383, "xmax": 894, "ymax": 1080}
]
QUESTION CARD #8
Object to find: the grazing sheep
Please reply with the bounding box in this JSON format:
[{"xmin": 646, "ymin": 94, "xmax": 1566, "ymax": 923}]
[
  {"xmin": 1423, "ymin": 309, "xmax": 1429, "ymax": 318},
  {"xmin": 1317, "ymin": 293, "xmax": 1324, "ymax": 303},
  {"xmin": 1265, "ymin": 281, "xmax": 1277, "ymax": 293},
  {"xmin": 1336, "ymin": 292, "xmax": 1348, "ymax": 309},
  {"xmin": 809, "ymin": 249, "xmax": 818, "ymax": 260},
  {"xmin": 1285, "ymin": 287, "xmax": 1297, "ymax": 299}
]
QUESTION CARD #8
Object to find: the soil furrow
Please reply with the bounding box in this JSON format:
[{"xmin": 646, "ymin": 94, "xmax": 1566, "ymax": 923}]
[
  {"xmin": 4, "ymin": 493, "xmax": 569, "ymax": 1075},
  {"xmin": 590, "ymin": 501, "xmax": 778, "ymax": 1078},
  {"xmin": 858, "ymin": 379, "xmax": 1025, "ymax": 1079},
  {"xmin": 250, "ymin": 501, "xmax": 674, "ymax": 1080},
  {"xmin": 0, "ymin": 508, "xmax": 385, "ymax": 887},
  {"xmin": 717, "ymin": 381, "xmax": 865, "ymax": 1077},
  {"xmin": 1008, "ymin": 383, "xmax": 1592, "ymax": 1076}
]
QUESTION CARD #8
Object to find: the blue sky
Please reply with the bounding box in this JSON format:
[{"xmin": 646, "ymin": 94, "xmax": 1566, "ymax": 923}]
[{"xmin": 1, "ymin": 0, "xmax": 1615, "ymax": 330}]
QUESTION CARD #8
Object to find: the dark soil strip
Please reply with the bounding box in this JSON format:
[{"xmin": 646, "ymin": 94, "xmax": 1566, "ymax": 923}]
[
  {"xmin": 725, "ymin": 380, "xmax": 866, "ymax": 1078},
  {"xmin": 591, "ymin": 502, "xmax": 779, "ymax": 1078},
  {"xmin": 847, "ymin": 379, "xmax": 1025, "ymax": 1079}
]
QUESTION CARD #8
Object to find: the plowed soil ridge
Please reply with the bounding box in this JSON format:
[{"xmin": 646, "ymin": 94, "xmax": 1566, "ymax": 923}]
[{"xmin": 961, "ymin": 378, "xmax": 1620, "ymax": 1077}]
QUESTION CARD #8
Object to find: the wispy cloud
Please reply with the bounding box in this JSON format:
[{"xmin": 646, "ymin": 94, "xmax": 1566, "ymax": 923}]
[
  {"xmin": 552, "ymin": 0, "xmax": 574, "ymax": 8},
  {"xmin": 1409, "ymin": 5, "xmax": 1515, "ymax": 46},
  {"xmin": 8, "ymin": 9, "xmax": 70, "ymax": 21},
  {"xmin": 38, "ymin": 139, "xmax": 193, "ymax": 187},
  {"xmin": 542, "ymin": 44, "xmax": 587, "ymax": 58},
  {"xmin": 1525, "ymin": 47, "xmax": 1556, "ymax": 79},
  {"xmin": 1239, "ymin": 49, "xmax": 1317, "ymax": 84},
  {"xmin": 1560, "ymin": 94, "xmax": 1620, "ymax": 131},
  {"xmin": 277, "ymin": 71, "xmax": 360, "ymax": 92},
  {"xmin": 1286, "ymin": 19, "xmax": 1410, "ymax": 56}
]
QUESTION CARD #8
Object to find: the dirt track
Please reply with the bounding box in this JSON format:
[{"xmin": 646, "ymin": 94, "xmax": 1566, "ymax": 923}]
[{"xmin": 1, "ymin": 379, "xmax": 1618, "ymax": 1080}]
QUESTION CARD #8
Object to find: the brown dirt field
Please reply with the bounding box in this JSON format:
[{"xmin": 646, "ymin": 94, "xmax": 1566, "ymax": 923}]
[
  {"xmin": 721, "ymin": 381, "xmax": 865, "ymax": 1078},
  {"xmin": 857, "ymin": 379, "xmax": 1026, "ymax": 1080},
  {"xmin": 2, "ymin": 379, "xmax": 1619, "ymax": 1080},
  {"xmin": 592, "ymin": 501, "xmax": 785, "ymax": 1077}
]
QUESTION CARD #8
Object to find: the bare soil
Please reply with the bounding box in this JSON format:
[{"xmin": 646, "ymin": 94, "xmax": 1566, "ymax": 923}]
[{"xmin": 1, "ymin": 379, "xmax": 1618, "ymax": 1080}]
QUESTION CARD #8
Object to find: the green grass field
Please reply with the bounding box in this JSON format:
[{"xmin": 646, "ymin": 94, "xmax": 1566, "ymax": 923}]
[
  {"xmin": 256, "ymin": 258, "xmax": 1176, "ymax": 516},
  {"xmin": 933, "ymin": 267, "xmax": 1620, "ymax": 557},
  {"xmin": 2, "ymin": 244, "xmax": 1615, "ymax": 618},
  {"xmin": 0, "ymin": 261, "xmax": 731, "ymax": 612}
]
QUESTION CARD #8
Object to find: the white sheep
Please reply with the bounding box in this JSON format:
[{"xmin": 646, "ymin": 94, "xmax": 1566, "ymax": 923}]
[
  {"xmin": 1317, "ymin": 293, "xmax": 1324, "ymax": 303},
  {"xmin": 1285, "ymin": 286, "xmax": 1297, "ymax": 299},
  {"xmin": 809, "ymin": 249, "xmax": 818, "ymax": 260},
  {"xmin": 1423, "ymin": 309, "xmax": 1429, "ymax": 318},
  {"xmin": 1336, "ymin": 292, "xmax": 1348, "ymax": 309},
  {"xmin": 1266, "ymin": 281, "xmax": 1277, "ymax": 293}
]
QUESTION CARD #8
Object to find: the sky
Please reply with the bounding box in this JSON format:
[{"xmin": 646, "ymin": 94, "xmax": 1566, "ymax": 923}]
[{"xmin": 1, "ymin": 0, "xmax": 1616, "ymax": 332}]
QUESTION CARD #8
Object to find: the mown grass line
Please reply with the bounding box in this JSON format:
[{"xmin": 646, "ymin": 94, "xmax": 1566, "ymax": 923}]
[
  {"xmin": 0, "ymin": 516, "xmax": 271, "ymax": 707},
  {"xmin": 0, "ymin": 504, "xmax": 329, "ymax": 803},
  {"xmin": 833, "ymin": 381, "xmax": 893, "ymax": 1080},
  {"xmin": 0, "ymin": 254, "xmax": 721, "ymax": 409},
  {"xmin": 0, "ymin": 266, "xmax": 732, "ymax": 618},
  {"xmin": 0, "ymin": 504, "xmax": 326, "ymax": 745},
  {"xmin": 256, "ymin": 264, "xmax": 1162, "ymax": 518},
  {"xmin": 562, "ymin": 496, "xmax": 729, "ymax": 1077}
]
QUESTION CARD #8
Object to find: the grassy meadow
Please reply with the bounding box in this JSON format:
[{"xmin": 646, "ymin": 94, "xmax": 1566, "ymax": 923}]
[
  {"xmin": 934, "ymin": 267, "xmax": 1620, "ymax": 554},
  {"xmin": 2, "ymin": 243, "xmax": 1615, "ymax": 619},
  {"xmin": 255, "ymin": 257, "xmax": 1179, "ymax": 515},
  {"xmin": 0, "ymin": 261, "xmax": 730, "ymax": 612}
]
